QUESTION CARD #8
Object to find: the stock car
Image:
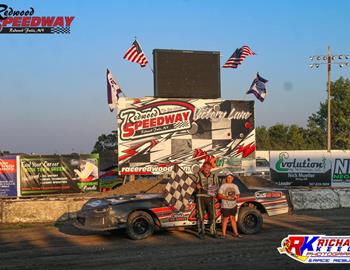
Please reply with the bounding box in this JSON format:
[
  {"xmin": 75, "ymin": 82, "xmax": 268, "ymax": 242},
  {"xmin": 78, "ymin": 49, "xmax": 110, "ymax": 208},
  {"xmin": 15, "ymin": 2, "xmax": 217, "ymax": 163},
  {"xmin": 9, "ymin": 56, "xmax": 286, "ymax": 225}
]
[{"xmin": 74, "ymin": 176, "xmax": 292, "ymax": 240}]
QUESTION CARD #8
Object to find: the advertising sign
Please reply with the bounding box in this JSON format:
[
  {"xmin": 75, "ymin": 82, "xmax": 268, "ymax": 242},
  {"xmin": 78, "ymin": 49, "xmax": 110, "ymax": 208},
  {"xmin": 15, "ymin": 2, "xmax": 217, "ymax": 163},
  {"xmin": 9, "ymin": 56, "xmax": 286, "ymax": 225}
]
[
  {"xmin": 270, "ymin": 151, "xmax": 331, "ymax": 186},
  {"xmin": 20, "ymin": 154, "xmax": 99, "ymax": 196},
  {"xmin": 117, "ymin": 97, "xmax": 255, "ymax": 175},
  {"xmin": 331, "ymin": 151, "xmax": 350, "ymax": 187},
  {"xmin": 0, "ymin": 156, "xmax": 19, "ymax": 197}
]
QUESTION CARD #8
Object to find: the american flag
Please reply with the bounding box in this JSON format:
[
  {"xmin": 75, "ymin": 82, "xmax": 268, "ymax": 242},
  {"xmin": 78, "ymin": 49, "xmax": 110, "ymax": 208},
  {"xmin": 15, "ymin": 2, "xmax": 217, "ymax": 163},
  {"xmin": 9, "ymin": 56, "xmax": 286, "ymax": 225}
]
[
  {"xmin": 123, "ymin": 40, "xmax": 148, "ymax": 67},
  {"xmin": 107, "ymin": 69, "xmax": 122, "ymax": 111},
  {"xmin": 223, "ymin": 45, "xmax": 255, "ymax": 68}
]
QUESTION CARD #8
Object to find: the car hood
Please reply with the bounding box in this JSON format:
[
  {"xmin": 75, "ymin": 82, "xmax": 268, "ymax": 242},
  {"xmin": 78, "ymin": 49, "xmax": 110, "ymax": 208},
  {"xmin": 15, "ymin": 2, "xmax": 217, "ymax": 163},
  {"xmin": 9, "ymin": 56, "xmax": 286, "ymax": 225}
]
[{"xmin": 83, "ymin": 193, "xmax": 163, "ymax": 209}]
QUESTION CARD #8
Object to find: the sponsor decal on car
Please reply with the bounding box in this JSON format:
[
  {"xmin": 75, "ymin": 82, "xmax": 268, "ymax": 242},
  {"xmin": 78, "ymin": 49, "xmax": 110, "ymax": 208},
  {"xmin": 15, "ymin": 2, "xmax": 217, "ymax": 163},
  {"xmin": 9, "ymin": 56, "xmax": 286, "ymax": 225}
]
[{"xmin": 278, "ymin": 235, "xmax": 350, "ymax": 263}]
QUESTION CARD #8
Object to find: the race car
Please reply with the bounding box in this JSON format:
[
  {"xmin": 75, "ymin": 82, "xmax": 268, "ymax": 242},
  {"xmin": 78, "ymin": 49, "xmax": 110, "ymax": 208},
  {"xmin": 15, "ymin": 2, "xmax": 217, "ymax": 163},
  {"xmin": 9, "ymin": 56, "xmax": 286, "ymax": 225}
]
[{"xmin": 74, "ymin": 176, "xmax": 292, "ymax": 240}]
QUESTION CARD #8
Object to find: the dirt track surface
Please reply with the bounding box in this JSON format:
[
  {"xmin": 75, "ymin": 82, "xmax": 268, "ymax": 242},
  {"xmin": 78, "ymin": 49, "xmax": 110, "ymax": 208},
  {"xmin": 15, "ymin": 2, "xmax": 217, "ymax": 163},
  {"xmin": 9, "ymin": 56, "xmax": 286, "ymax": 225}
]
[{"xmin": 1, "ymin": 209, "xmax": 350, "ymax": 270}]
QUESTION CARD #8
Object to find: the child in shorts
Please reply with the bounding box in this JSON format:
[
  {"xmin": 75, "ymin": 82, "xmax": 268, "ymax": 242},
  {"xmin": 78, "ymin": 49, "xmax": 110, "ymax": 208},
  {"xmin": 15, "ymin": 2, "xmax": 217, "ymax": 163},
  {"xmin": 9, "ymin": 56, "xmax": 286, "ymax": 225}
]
[{"xmin": 218, "ymin": 173, "xmax": 242, "ymax": 239}]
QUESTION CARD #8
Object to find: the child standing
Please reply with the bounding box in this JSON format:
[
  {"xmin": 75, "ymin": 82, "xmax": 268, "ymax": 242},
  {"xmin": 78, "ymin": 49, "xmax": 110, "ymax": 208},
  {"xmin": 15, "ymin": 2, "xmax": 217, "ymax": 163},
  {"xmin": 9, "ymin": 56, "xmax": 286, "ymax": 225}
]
[{"xmin": 218, "ymin": 173, "xmax": 242, "ymax": 239}]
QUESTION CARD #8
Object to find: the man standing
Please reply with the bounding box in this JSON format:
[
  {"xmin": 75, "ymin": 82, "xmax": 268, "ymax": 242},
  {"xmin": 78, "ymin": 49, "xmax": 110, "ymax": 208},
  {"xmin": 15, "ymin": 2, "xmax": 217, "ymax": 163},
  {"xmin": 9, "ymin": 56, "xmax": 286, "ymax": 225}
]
[{"xmin": 195, "ymin": 161, "xmax": 219, "ymax": 239}]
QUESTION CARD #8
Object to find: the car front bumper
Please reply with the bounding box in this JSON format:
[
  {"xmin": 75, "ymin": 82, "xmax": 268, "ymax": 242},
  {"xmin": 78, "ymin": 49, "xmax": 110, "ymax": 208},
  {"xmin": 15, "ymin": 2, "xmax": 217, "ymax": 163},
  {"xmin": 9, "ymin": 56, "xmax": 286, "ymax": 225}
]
[{"xmin": 74, "ymin": 210, "xmax": 126, "ymax": 231}]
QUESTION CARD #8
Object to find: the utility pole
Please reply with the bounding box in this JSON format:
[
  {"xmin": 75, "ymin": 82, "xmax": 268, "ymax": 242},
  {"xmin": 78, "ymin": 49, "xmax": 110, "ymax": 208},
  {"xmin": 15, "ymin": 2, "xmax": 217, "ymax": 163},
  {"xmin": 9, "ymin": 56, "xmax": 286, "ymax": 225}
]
[
  {"xmin": 327, "ymin": 46, "xmax": 331, "ymax": 152},
  {"xmin": 309, "ymin": 47, "xmax": 350, "ymax": 152}
]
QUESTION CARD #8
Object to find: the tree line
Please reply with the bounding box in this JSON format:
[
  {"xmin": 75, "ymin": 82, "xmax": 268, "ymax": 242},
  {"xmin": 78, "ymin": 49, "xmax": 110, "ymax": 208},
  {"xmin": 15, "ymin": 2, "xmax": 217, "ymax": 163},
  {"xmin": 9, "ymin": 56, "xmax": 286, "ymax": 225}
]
[{"xmin": 257, "ymin": 77, "xmax": 350, "ymax": 150}]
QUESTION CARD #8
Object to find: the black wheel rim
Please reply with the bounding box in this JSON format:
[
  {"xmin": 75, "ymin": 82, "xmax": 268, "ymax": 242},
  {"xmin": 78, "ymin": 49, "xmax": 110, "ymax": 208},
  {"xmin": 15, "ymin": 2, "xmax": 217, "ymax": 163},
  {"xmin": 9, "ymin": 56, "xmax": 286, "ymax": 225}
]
[
  {"xmin": 243, "ymin": 213, "xmax": 258, "ymax": 229},
  {"xmin": 133, "ymin": 217, "xmax": 149, "ymax": 235}
]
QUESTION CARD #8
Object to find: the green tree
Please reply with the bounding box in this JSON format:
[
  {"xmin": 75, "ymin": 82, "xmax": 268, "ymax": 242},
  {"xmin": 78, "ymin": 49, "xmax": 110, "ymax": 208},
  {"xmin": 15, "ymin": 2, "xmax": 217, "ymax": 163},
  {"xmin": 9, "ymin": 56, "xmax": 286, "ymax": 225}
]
[
  {"xmin": 305, "ymin": 121, "xmax": 326, "ymax": 150},
  {"xmin": 286, "ymin": 125, "xmax": 307, "ymax": 150},
  {"xmin": 308, "ymin": 77, "xmax": 350, "ymax": 149},
  {"xmin": 92, "ymin": 132, "xmax": 117, "ymax": 154},
  {"xmin": 92, "ymin": 131, "xmax": 118, "ymax": 170},
  {"xmin": 268, "ymin": 124, "xmax": 289, "ymax": 150},
  {"xmin": 256, "ymin": 126, "xmax": 271, "ymax": 150},
  {"xmin": 257, "ymin": 124, "xmax": 313, "ymax": 150},
  {"xmin": 0, "ymin": 150, "xmax": 10, "ymax": 156}
]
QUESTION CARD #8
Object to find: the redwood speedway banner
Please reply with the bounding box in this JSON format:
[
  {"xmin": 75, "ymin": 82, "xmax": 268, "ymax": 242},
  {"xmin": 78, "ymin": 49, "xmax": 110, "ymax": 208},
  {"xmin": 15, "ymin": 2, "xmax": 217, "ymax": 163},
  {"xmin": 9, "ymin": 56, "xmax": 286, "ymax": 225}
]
[
  {"xmin": 0, "ymin": 4, "xmax": 74, "ymax": 34},
  {"xmin": 20, "ymin": 154, "xmax": 99, "ymax": 196},
  {"xmin": 117, "ymin": 98, "xmax": 255, "ymax": 175},
  {"xmin": 0, "ymin": 156, "xmax": 19, "ymax": 197}
]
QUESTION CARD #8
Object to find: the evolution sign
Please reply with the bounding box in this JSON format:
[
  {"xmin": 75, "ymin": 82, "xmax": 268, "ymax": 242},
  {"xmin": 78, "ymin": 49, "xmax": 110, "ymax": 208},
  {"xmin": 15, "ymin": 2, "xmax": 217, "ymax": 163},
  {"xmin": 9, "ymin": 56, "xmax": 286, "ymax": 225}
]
[
  {"xmin": 270, "ymin": 151, "xmax": 332, "ymax": 186},
  {"xmin": 117, "ymin": 97, "xmax": 256, "ymax": 175},
  {"xmin": 270, "ymin": 150, "xmax": 350, "ymax": 187}
]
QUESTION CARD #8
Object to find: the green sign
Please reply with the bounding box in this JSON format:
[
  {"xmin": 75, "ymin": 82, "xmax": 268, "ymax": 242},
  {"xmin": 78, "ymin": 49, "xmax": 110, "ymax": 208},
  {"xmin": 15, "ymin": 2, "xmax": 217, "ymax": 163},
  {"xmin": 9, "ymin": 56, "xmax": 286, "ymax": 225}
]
[{"xmin": 20, "ymin": 154, "xmax": 99, "ymax": 196}]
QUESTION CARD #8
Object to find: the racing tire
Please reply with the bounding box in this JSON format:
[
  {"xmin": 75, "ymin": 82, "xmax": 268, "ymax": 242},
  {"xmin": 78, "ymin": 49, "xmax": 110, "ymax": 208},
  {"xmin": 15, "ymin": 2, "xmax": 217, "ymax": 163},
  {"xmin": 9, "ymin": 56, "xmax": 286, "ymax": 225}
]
[
  {"xmin": 237, "ymin": 207, "xmax": 263, "ymax": 234},
  {"xmin": 126, "ymin": 211, "xmax": 155, "ymax": 240}
]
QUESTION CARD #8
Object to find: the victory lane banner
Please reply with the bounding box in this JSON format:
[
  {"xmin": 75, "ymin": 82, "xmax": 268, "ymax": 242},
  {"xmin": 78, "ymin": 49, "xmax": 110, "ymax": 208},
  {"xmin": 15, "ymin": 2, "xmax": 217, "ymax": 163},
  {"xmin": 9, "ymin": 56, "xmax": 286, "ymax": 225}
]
[
  {"xmin": 20, "ymin": 154, "xmax": 99, "ymax": 196},
  {"xmin": 0, "ymin": 155, "xmax": 20, "ymax": 197},
  {"xmin": 117, "ymin": 97, "xmax": 255, "ymax": 175}
]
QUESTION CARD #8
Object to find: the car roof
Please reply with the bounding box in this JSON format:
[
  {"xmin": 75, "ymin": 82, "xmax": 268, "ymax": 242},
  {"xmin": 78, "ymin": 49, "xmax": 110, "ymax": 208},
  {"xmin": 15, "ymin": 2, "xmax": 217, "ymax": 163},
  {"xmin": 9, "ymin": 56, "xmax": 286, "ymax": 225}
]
[{"xmin": 238, "ymin": 176, "xmax": 280, "ymax": 189}]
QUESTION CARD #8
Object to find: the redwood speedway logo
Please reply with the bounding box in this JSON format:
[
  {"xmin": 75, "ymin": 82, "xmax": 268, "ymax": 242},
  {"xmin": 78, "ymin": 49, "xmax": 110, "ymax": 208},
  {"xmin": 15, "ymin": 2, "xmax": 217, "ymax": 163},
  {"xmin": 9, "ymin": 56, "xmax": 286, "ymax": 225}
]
[
  {"xmin": 0, "ymin": 4, "xmax": 74, "ymax": 34},
  {"xmin": 119, "ymin": 101, "xmax": 195, "ymax": 141}
]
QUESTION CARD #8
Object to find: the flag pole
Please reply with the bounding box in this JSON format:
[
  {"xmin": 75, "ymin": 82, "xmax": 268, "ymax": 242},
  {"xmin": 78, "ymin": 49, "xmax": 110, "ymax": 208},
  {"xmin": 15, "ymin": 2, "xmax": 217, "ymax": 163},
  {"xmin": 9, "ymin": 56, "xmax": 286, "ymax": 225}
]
[{"xmin": 135, "ymin": 36, "xmax": 153, "ymax": 74}]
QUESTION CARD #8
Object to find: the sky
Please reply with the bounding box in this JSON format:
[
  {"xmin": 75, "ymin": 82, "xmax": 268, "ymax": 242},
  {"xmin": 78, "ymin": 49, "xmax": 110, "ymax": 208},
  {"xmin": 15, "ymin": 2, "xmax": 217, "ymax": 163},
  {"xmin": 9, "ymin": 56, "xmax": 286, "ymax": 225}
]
[{"xmin": 1, "ymin": 0, "xmax": 350, "ymax": 154}]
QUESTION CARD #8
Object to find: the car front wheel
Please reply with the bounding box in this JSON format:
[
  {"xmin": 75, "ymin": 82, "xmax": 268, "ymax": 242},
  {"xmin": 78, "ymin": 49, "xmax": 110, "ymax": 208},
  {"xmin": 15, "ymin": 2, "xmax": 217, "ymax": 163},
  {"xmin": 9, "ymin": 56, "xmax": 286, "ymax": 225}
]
[
  {"xmin": 126, "ymin": 211, "xmax": 155, "ymax": 240},
  {"xmin": 237, "ymin": 207, "xmax": 263, "ymax": 234}
]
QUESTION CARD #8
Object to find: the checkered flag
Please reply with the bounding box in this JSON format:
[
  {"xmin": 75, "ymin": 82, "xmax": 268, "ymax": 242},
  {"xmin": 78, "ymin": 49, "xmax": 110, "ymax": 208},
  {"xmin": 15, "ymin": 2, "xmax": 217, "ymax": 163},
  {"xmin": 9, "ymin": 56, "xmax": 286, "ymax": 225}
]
[
  {"xmin": 51, "ymin": 27, "xmax": 71, "ymax": 34},
  {"xmin": 164, "ymin": 164, "xmax": 197, "ymax": 211}
]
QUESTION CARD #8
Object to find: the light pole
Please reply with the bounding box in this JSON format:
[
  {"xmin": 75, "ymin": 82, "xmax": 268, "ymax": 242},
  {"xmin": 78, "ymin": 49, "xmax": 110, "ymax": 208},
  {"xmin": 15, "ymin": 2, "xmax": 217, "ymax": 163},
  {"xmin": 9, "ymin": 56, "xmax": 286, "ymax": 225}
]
[{"xmin": 309, "ymin": 47, "xmax": 350, "ymax": 151}]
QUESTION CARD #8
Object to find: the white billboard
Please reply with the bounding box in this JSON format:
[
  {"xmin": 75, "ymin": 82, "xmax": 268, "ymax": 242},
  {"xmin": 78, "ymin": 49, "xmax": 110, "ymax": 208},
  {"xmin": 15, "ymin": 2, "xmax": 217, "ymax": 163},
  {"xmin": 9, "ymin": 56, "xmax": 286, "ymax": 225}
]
[
  {"xmin": 117, "ymin": 97, "xmax": 256, "ymax": 175},
  {"xmin": 270, "ymin": 150, "xmax": 350, "ymax": 187}
]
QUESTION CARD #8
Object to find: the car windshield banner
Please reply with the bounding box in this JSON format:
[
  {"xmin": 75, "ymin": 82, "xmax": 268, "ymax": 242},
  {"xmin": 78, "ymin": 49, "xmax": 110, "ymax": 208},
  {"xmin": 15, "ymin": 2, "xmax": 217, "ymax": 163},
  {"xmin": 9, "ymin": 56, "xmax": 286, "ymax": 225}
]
[
  {"xmin": 0, "ymin": 155, "xmax": 19, "ymax": 197},
  {"xmin": 117, "ymin": 97, "xmax": 255, "ymax": 175},
  {"xmin": 20, "ymin": 154, "xmax": 99, "ymax": 196}
]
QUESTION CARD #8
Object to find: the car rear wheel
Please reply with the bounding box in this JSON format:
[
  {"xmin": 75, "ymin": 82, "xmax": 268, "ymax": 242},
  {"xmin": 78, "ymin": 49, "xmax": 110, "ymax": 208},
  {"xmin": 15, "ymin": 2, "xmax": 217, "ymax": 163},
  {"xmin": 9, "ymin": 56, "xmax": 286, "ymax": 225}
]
[
  {"xmin": 237, "ymin": 207, "xmax": 263, "ymax": 234},
  {"xmin": 126, "ymin": 211, "xmax": 155, "ymax": 240}
]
